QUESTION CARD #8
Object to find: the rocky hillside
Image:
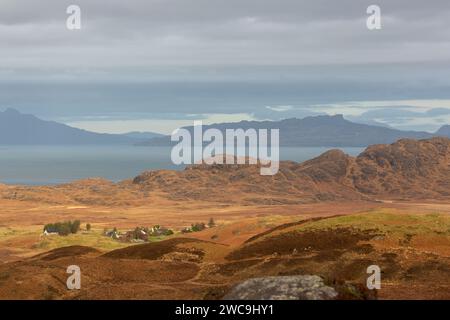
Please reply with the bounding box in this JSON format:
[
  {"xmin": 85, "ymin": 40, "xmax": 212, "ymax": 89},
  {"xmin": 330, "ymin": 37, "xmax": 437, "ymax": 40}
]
[
  {"xmin": 350, "ymin": 137, "xmax": 450, "ymax": 198},
  {"xmin": 132, "ymin": 137, "xmax": 450, "ymax": 202},
  {"xmin": 2, "ymin": 138, "xmax": 450, "ymax": 205}
]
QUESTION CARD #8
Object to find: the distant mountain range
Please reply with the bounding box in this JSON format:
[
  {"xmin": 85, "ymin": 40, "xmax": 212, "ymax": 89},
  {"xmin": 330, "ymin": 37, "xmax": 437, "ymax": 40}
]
[
  {"xmin": 139, "ymin": 114, "xmax": 450, "ymax": 147},
  {"xmin": 0, "ymin": 108, "xmax": 160, "ymax": 145},
  {"xmin": 2, "ymin": 108, "xmax": 450, "ymax": 146}
]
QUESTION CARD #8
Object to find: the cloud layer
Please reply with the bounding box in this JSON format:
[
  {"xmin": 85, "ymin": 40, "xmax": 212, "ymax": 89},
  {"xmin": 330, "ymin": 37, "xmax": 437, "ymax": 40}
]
[
  {"xmin": 1, "ymin": 0, "xmax": 450, "ymax": 132},
  {"xmin": 2, "ymin": 0, "xmax": 450, "ymax": 71}
]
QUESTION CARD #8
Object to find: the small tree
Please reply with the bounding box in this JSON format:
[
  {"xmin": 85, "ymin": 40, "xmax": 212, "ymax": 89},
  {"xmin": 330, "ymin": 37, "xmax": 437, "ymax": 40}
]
[
  {"xmin": 86, "ymin": 223, "xmax": 91, "ymax": 231},
  {"xmin": 44, "ymin": 220, "xmax": 79, "ymax": 236},
  {"xmin": 70, "ymin": 220, "xmax": 81, "ymax": 234},
  {"xmin": 59, "ymin": 223, "xmax": 71, "ymax": 236},
  {"xmin": 208, "ymin": 218, "xmax": 216, "ymax": 228},
  {"xmin": 164, "ymin": 229, "xmax": 174, "ymax": 236},
  {"xmin": 191, "ymin": 222, "xmax": 206, "ymax": 232}
]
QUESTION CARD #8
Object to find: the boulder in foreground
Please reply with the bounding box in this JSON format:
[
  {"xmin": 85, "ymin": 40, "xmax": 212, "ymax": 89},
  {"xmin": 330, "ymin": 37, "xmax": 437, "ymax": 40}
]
[{"xmin": 223, "ymin": 275, "xmax": 338, "ymax": 300}]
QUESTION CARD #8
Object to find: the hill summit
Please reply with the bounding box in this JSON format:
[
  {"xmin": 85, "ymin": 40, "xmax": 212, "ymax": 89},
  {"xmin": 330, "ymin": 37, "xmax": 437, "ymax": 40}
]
[{"xmin": 132, "ymin": 137, "xmax": 450, "ymax": 203}]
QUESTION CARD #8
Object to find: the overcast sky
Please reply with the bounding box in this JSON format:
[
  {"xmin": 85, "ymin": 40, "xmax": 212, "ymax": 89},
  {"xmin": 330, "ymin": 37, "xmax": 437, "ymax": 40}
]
[{"xmin": 1, "ymin": 0, "xmax": 450, "ymax": 133}]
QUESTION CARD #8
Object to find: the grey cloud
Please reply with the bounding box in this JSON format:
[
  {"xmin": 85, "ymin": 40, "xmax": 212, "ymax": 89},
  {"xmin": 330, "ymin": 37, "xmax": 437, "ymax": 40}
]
[
  {"xmin": 2, "ymin": 0, "xmax": 450, "ymax": 71},
  {"xmin": 3, "ymin": 0, "xmax": 449, "ymax": 24},
  {"xmin": 54, "ymin": 112, "xmax": 208, "ymax": 122},
  {"xmin": 251, "ymin": 106, "xmax": 324, "ymax": 120},
  {"xmin": 350, "ymin": 107, "xmax": 450, "ymax": 120},
  {"xmin": 348, "ymin": 107, "xmax": 450, "ymax": 132},
  {"xmin": 1, "ymin": 0, "xmax": 450, "ymax": 129}
]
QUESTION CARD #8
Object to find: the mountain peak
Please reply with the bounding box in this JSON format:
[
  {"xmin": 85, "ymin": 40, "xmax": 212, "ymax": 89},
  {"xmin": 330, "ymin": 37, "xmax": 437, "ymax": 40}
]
[
  {"xmin": 435, "ymin": 125, "xmax": 450, "ymax": 137},
  {"xmin": 0, "ymin": 108, "xmax": 137, "ymax": 145}
]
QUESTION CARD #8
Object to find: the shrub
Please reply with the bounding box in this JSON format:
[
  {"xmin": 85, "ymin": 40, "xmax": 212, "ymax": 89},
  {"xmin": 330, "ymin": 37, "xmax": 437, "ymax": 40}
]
[
  {"xmin": 163, "ymin": 229, "xmax": 174, "ymax": 236},
  {"xmin": 191, "ymin": 223, "xmax": 206, "ymax": 232},
  {"xmin": 43, "ymin": 220, "xmax": 81, "ymax": 236}
]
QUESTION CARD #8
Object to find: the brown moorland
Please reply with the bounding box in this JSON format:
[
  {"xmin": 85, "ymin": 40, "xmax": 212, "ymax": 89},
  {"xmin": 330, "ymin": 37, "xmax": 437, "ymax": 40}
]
[
  {"xmin": 0, "ymin": 211, "xmax": 449, "ymax": 300},
  {"xmin": 0, "ymin": 138, "xmax": 450, "ymax": 299}
]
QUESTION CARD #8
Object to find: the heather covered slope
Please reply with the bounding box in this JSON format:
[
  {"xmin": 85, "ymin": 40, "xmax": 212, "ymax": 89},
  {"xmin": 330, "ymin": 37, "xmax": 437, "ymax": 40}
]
[
  {"xmin": 0, "ymin": 211, "xmax": 449, "ymax": 300},
  {"xmin": 349, "ymin": 137, "xmax": 450, "ymax": 198},
  {"xmin": 2, "ymin": 137, "xmax": 450, "ymax": 205},
  {"xmin": 132, "ymin": 137, "xmax": 450, "ymax": 202},
  {"xmin": 130, "ymin": 152, "xmax": 364, "ymax": 204}
]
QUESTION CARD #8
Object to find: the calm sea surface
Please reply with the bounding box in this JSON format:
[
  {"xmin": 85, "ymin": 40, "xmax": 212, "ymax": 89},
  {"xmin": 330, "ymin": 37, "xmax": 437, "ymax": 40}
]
[{"xmin": 0, "ymin": 146, "xmax": 364, "ymax": 185}]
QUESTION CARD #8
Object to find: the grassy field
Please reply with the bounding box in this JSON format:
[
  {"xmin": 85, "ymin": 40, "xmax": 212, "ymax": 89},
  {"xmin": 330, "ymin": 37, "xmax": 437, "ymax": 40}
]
[
  {"xmin": 34, "ymin": 229, "xmax": 135, "ymax": 251},
  {"xmin": 0, "ymin": 225, "xmax": 175, "ymax": 262},
  {"xmin": 2, "ymin": 200, "xmax": 450, "ymax": 262},
  {"xmin": 247, "ymin": 209, "xmax": 450, "ymax": 259},
  {"xmin": 301, "ymin": 209, "xmax": 450, "ymax": 235}
]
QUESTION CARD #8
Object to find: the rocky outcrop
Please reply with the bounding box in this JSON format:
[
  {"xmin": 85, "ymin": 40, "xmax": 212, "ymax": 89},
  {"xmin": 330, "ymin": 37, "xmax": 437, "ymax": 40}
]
[
  {"xmin": 223, "ymin": 275, "xmax": 338, "ymax": 300},
  {"xmin": 2, "ymin": 138, "xmax": 450, "ymax": 205},
  {"xmin": 350, "ymin": 137, "xmax": 450, "ymax": 198}
]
